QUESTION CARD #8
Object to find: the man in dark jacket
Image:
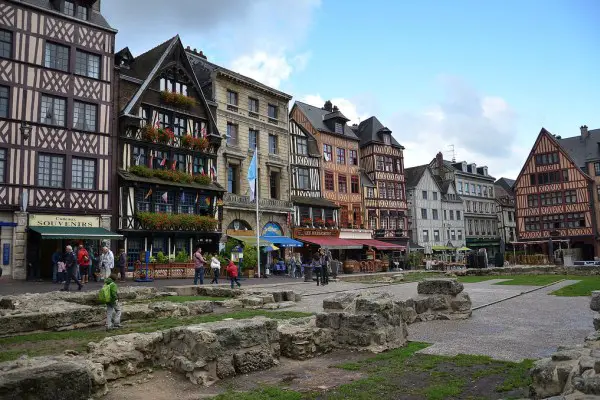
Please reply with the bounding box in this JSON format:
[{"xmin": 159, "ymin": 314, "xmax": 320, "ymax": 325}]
[{"xmin": 61, "ymin": 245, "xmax": 82, "ymax": 291}]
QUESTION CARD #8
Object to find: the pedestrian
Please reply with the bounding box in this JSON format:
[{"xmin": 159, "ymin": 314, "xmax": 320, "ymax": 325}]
[
  {"xmin": 99, "ymin": 246, "xmax": 114, "ymax": 280},
  {"xmin": 210, "ymin": 255, "xmax": 221, "ymax": 284},
  {"xmin": 117, "ymin": 249, "xmax": 127, "ymax": 282},
  {"xmin": 321, "ymin": 249, "xmax": 329, "ymax": 285},
  {"xmin": 226, "ymin": 259, "xmax": 241, "ymax": 289},
  {"xmin": 99, "ymin": 273, "xmax": 122, "ymax": 331},
  {"xmin": 61, "ymin": 245, "xmax": 82, "ymax": 291},
  {"xmin": 193, "ymin": 246, "xmax": 206, "ymax": 285},
  {"xmin": 312, "ymin": 252, "xmax": 322, "ymax": 286},
  {"xmin": 87, "ymin": 246, "xmax": 97, "ymax": 282},
  {"xmin": 77, "ymin": 244, "xmax": 91, "ymax": 284},
  {"xmin": 51, "ymin": 247, "xmax": 62, "ymax": 283}
]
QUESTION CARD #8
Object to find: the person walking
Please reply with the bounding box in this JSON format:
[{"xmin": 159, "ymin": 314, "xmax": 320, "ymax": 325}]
[
  {"xmin": 193, "ymin": 246, "xmax": 206, "ymax": 285},
  {"xmin": 210, "ymin": 255, "xmax": 221, "ymax": 284},
  {"xmin": 77, "ymin": 244, "xmax": 91, "ymax": 284},
  {"xmin": 51, "ymin": 247, "xmax": 62, "ymax": 283},
  {"xmin": 321, "ymin": 249, "xmax": 330, "ymax": 285},
  {"xmin": 117, "ymin": 249, "xmax": 127, "ymax": 282},
  {"xmin": 312, "ymin": 252, "xmax": 322, "ymax": 286},
  {"xmin": 226, "ymin": 259, "xmax": 241, "ymax": 289},
  {"xmin": 102, "ymin": 273, "xmax": 122, "ymax": 330},
  {"xmin": 61, "ymin": 245, "xmax": 82, "ymax": 291},
  {"xmin": 99, "ymin": 246, "xmax": 114, "ymax": 280}
]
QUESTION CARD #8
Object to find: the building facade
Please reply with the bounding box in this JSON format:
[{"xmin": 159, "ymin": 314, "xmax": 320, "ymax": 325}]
[
  {"xmin": 354, "ymin": 116, "xmax": 408, "ymax": 247},
  {"xmin": 494, "ymin": 178, "xmax": 516, "ymax": 245},
  {"xmin": 188, "ymin": 49, "xmax": 293, "ymax": 242},
  {"xmin": 405, "ymin": 165, "xmax": 465, "ymax": 251},
  {"xmin": 429, "ymin": 153, "xmax": 500, "ymax": 257},
  {"xmin": 514, "ymin": 127, "xmax": 597, "ymax": 260},
  {"xmin": 114, "ymin": 36, "xmax": 225, "ymax": 267},
  {"xmin": 0, "ymin": 0, "xmax": 116, "ymax": 279}
]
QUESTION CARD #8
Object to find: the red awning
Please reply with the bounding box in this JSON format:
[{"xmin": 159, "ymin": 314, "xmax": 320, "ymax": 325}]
[
  {"xmin": 350, "ymin": 239, "xmax": 406, "ymax": 250},
  {"xmin": 296, "ymin": 236, "xmax": 363, "ymax": 250}
]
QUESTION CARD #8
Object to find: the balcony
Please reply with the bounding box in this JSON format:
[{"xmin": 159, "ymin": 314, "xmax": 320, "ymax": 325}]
[
  {"xmin": 374, "ymin": 229, "xmax": 407, "ymax": 239},
  {"xmin": 120, "ymin": 214, "xmax": 221, "ymax": 233},
  {"xmin": 122, "ymin": 125, "xmax": 218, "ymax": 156},
  {"xmin": 223, "ymin": 193, "xmax": 293, "ymax": 212}
]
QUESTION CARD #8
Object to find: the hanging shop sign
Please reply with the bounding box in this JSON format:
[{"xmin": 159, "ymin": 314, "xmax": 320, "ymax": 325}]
[{"xmin": 29, "ymin": 214, "xmax": 100, "ymax": 228}]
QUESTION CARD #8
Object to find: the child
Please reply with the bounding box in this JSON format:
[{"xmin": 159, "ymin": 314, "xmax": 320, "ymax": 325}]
[
  {"xmin": 226, "ymin": 260, "xmax": 241, "ymax": 289},
  {"xmin": 104, "ymin": 273, "xmax": 122, "ymax": 330}
]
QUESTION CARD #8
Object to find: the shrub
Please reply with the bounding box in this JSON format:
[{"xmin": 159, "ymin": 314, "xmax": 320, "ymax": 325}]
[
  {"xmin": 136, "ymin": 212, "xmax": 218, "ymax": 232},
  {"xmin": 155, "ymin": 251, "xmax": 169, "ymax": 264},
  {"xmin": 175, "ymin": 250, "xmax": 190, "ymax": 263},
  {"xmin": 160, "ymin": 91, "xmax": 196, "ymax": 108},
  {"xmin": 194, "ymin": 174, "xmax": 212, "ymax": 185},
  {"xmin": 243, "ymin": 246, "xmax": 258, "ymax": 270}
]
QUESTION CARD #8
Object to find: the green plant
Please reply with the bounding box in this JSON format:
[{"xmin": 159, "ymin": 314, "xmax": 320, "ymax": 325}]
[
  {"xmin": 160, "ymin": 91, "xmax": 196, "ymax": 108},
  {"xmin": 243, "ymin": 246, "xmax": 258, "ymax": 270},
  {"xmin": 136, "ymin": 212, "xmax": 218, "ymax": 232},
  {"xmin": 181, "ymin": 134, "xmax": 194, "ymax": 149},
  {"xmin": 193, "ymin": 174, "xmax": 212, "ymax": 185},
  {"xmin": 141, "ymin": 125, "xmax": 158, "ymax": 142},
  {"xmin": 129, "ymin": 165, "xmax": 154, "ymax": 178},
  {"xmin": 408, "ymin": 251, "xmax": 424, "ymax": 268},
  {"xmin": 155, "ymin": 251, "xmax": 169, "ymax": 264}
]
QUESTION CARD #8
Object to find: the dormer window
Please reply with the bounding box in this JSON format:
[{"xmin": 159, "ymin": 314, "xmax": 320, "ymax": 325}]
[
  {"xmin": 160, "ymin": 77, "xmax": 188, "ymax": 96},
  {"xmin": 63, "ymin": 1, "xmax": 89, "ymax": 21},
  {"xmin": 335, "ymin": 122, "xmax": 343, "ymax": 134},
  {"xmin": 383, "ymin": 134, "xmax": 391, "ymax": 145}
]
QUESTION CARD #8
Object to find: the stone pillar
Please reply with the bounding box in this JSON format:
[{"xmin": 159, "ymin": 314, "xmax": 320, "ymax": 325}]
[
  {"xmin": 100, "ymin": 214, "xmax": 112, "ymax": 250},
  {"xmin": 12, "ymin": 212, "xmax": 27, "ymax": 280}
]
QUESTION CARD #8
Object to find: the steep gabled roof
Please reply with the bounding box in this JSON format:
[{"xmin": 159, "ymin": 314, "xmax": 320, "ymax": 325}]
[
  {"xmin": 290, "ymin": 119, "xmax": 320, "ymax": 158},
  {"xmin": 404, "ymin": 165, "xmax": 429, "ymax": 189},
  {"xmin": 356, "ymin": 116, "xmax": 403, "ymax": 149},
  {"xmin": 292, "ymin": 101, "xmax": 360, "ymax": 141},
  {"xmin": 17, "ymin": 0, "xmax": 115, "ymax": 31},
  {"xmin": 495, "ymin": 177, "xmax": 515, "ymax": 197},
  {"xmin": 557, "ymin": 128, "xmax": 600, "ymax": 168},
  {"xmin": 361, "ymin": 171, "xmax": 376, "ymax": 187}
]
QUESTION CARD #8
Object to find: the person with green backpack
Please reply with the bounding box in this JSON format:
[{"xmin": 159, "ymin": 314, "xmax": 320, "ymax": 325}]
[{"xmin": 98, "ymin": 273, "xmax": 121, "ymax": 330}]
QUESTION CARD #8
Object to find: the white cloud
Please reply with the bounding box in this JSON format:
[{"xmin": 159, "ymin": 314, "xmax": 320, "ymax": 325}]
[
  {"xmin": 299, "ymin": 94, "xmax": 371, "ymax": 125},
  {"xmin": 230, "ymin": 51, "xmax": 311, "ymax": 89}
]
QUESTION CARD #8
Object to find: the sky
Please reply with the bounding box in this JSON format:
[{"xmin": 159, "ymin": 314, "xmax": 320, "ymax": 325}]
[{"xmin": 102, "ymin": 0, "xmax": 600, "ymax": 179}]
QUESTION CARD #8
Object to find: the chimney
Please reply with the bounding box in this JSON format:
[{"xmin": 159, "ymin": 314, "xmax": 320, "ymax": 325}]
[
  {"xmin": 186, "ymin": 46, "xmax": 191, "ymax": 51},
  {"xmin": 198, "ymin": 50, "xmax": 207, "ymax": 60},
  {"xmin": 333, "ymin": 105, "xmax": 339, "ymax": 112},
  {"xmin": 323, "ymin": 100, "xmax": 333, "ymax": 112},
  {"xmin": 581, "ymin": 125, "xmax": 589, "ymax": 139},
  {"xmin": 436, "ymin": 151, "xmax": 443, "ymax": 168}
]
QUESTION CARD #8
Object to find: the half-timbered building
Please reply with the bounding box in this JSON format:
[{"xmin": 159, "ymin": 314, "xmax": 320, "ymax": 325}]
[
  {"xmin": 514, "ymin": 127, "xmax": 598, "ymax": 260},
  {"xmin": 114, "ymin": 36, "xmax": 225, "ymax": 271},
  {"xmin": 354, "ymin": 116, "xmax": 408, "ymax": 249},
  {"xmin": 289, "ymin": 119, "xmax": 339, "ymax": 228},
  {"xmin": 0, "ymin": 0, "xmax": 117, "ymax": 279}
]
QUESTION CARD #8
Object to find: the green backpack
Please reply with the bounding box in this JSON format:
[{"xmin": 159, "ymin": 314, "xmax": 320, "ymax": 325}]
[{"xmin": 98, "ymin": 284, "xmax": 112, "ymax": 304}]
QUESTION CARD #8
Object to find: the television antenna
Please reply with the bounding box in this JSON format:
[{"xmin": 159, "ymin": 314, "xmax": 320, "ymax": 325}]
[{"xmin": 446, "ymin": 144, "xmax": 456, "ymax": 162}]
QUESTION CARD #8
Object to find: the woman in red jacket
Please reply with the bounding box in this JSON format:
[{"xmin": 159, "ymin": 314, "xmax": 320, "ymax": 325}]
[{"xmin": 226, "ymin": 260, "xmax": 241, "ymax": 289}]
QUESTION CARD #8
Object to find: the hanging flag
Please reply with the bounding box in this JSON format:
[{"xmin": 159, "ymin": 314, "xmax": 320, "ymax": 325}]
[
  {"xmin": 180, "ymin": 192, "xmax": 185, "ymax": 203},
  {"xmin": 171, "ymin": 160, "xmax": 177, "ymax": 171},
  {"xmin": 134, "ymin": 153, "xmax": 141, "ymax": 166},
  {"xmin": 148, "ymin": 150, "xmax": 154, "ymax": 168},
  {"xmin": 160, "ymin": 157, "xmax": 167, "ymax": 167},
  {"xmin": 210, "ymin": 165, "xmax": 217, "ymax": 179},
  {"xmin": 161, "ymin": 192, "xmax": 168, "ymax": 203},
  {"xmin": 247, "ymin": 149, "xmax": 257, "ymax": 201},
  {"xmin": 200, "ymin": 167, "xmax": 205, "ymax": 175},
  {"xmin": 201, "ymin": 126, "xmax": 207, "ymax": 139},
  {"xmin": 187, "ymin": 160, "xmax": 192, "ymax": 175},
  {"xmin": 144, "ymin": 188, "xmax": 153, "ymax": 200},
  {"xmin": 195, "ymin": 192, "xmax": 199, "ymax": 204}
]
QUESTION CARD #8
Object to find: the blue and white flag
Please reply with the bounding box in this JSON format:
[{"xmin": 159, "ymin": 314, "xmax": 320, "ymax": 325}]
[{"xmin": 247, "ymin": 149, "xmax": 257, "ymax": 202}]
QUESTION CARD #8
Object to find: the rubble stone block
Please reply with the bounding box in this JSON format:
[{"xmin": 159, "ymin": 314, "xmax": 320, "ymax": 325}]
[
  {"xmin": 591, "ymin": 291, "xmax": 600, "ymax": 312},
  {"xmin": 450, "ymin": 292, "xmax": 472, "ymax": 312},
  {"xmin": 184, "ymin": 301, "xmax": 214, "ymax": 315},
  {"xmin": 233, "ymin": 350, "xmax": 277, "ymax": 374},
  {"xmin": 240, "ymin": 297, "xmax": 263, "ymax": 307},
  {"xmin": 163, "ymin": 286, "xmax": 198, "ymax": 297},
  {"xmin": 322, "ymin": 292, "xmax": 360, "ymax": 311},
  {"xmin": 430, "ymin": 295, "xmax": 450, "ymax": 311},
  {"xmin": 259, "ymin": 294, "xmax": 275, "ymax": 304},
  {"xmin": 417, "ymin": 278, "xmax": 464, "ymax": 295},
  {"xmin": 283, "ymin": 291, "xmax": 296, "ymax": 302},
  {"xmin": 271, "ymin": 292, "xmax": 284, "ymax": 302}
]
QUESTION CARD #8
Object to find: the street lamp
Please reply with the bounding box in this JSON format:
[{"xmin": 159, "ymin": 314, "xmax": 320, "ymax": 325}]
[{"xmin": 20, "ymin": 121, "xmax": 32, "ymax": 140}]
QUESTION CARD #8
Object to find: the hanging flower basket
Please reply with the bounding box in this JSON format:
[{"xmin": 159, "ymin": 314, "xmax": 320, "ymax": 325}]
[
  {"xmin": 181, "ymin": 134, "xmax": 194, "ymax": 149},
  {"xmin": 192, "ymin": 137, "xmax": 209, "ymax": 151},
  {"xmin": 160, "ymin": 91, "xmax": 196, "ymax": 108},
  {"xmin": 141, "ymin": 125, "xmax": 158, "ymax": 142},
  {"xmin": 157, "ymin": 128, "xmax": 175, "ymax": 144}
]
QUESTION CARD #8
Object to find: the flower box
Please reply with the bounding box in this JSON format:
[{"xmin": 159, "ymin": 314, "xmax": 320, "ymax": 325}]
[
  {"xmin": 161, "ymin": 91, "xmax": 196, "ymax": 108},
  {"xmin": 193, "ymin": 174, "xmax": 212, "ymax": 185},
  {"xmin": 141, "ymin": 125, "xmax": 158, "ymax": 142},
  {"xmin": 157, "ymin": 127, "xmax": 175, "ymax": 144},
  {"xmin": 301, "ymin": 217, "xmax": 312, "ymax": 227},
  {"xmin": 193, "ymin": 137, "xmax": 209, "ymax": 151},
  {"xmin": 136, "ymin": 212, "xmax": 218, "ymax": 232}
]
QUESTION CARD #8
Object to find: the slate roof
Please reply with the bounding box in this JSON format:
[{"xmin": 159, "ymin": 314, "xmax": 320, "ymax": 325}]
[
  {"xmin": 495, "ymin": 177, "xmax": 515, "ymax": 197},
  {"xmin": 323, "ymin": 110, "xmax": 349, "ymax": 122},
  {"xmin": 18, "ymin": 0, "xmax": 115, "ymax": 31},
  {"xmin": 356, "ymin": 116, "xmax": 403, "ymax": 148},
  {"xmin": 444, "ymin": 160, "xmax": 496, "ymax": 181},
  {"xmin": 290, "ymin": 119, "xmax": 320, "ymax": 157},
  {"xmin": 291, "ymin": 196, "xmax": 339, "ymax": 208},
  {"xmin": 557, "ymin": 128, "xmax": 600, "ymax": 168},
  {"xmin": 118, "ymin": 170, "xmax": 226, "ymax": 192},
  {"xmin": 404, "ymin": 165, "xmax": 428, "ymax": 189},
  {"xmin": 293, "ymin": 101, "xmax": 360, "ymax": 141},
  {"xmin": 361, "ymin": 171, "xmax": 376, "ymax": 187},
  {"xmin": 118, "ymin": 36, "xmax": 175, "ymax": 82}
]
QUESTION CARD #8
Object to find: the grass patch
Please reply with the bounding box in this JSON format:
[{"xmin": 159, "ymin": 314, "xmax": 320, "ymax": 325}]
[
  {"xmin": 551, "ymin": 276, "xmax": 600, "ymax": 297},
  {"xmin": 213, "ymin": 386, "xmax": 307, "ymax": 400},
  {"xmin": 459, "ymin": 274, "xmax": 600, "ymax": 296},
  {"xmin": 457, "ymin": 276, "xmax": 498, "ymax": 283}
]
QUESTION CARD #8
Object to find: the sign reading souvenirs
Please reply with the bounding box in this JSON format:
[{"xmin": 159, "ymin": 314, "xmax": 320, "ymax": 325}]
[
  {"xmin": 292, "ymin": 228, "xmax": 340, "ymax": 237},
  {"xmin": 29, "ymin": 214, "xmax": 100, "ymax": 228}
]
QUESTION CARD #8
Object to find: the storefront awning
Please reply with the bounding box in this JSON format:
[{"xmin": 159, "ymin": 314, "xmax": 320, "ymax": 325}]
[
  {"xmin": 431, "ymin": 245, "xmax": 454, "ymax": 251},
  {"xmin": 229, "ymin": 235, "xmax": 273, "ymax": 247},
  {"xmin": 29, "ymin": 226, "xmax": 123, "ymax": 240},
  {"xmin": 349, "ymin": 239, "xmax": 405, "ymax": 250},
  {"xmin": 297, "ymin": 236, "xmax": 363, "ymax": 250},
  {"xmin": 260, "ymin": 235, "xmax": 303, "ymax": 248}
]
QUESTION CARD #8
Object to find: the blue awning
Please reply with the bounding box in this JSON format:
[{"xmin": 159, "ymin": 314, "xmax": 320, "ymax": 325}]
[
  {"xmin": 0, "ymin": 222, "xmax": 17, "ymax": 227},
  {"xmin": 260, "ymin": 235, "xmax": 303, "ymax": 248}
]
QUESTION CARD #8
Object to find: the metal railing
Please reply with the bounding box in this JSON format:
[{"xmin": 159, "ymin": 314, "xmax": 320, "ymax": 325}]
[{"xmin": 223, "ymin": 193, "xmax": 293, "ymax": 211}]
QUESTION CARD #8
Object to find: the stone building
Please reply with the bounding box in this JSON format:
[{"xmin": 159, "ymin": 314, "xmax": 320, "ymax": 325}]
[
  {"xmin": 494, "ymin": 178, "xmax": 516, "ymax": 245},
  {"xmin": 187, "ymin": 49, "xmax": 294, "ymax": 245},
  {"xmin": 0, "ymin": 0, "xmax": 117, "ymax": 279},
  {"xmin": 405, "ymin": 164, "xmax": 465, "ymax": 252}
]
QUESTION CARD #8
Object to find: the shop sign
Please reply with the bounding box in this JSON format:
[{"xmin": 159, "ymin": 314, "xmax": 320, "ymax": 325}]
[
  {"xmin": 29, "ymin": 214, "xmax": 100, "ymax": 228},
  {"xmin": 262, "ymin": 222, "xmax": 283, "ymax": 236},
  {"xmin": 226, "ymin": 230, "xmax": 255, "ymax": 236},
  {"xmin": 293, "ymin": 228, "xmax": 339, "ymax": 237}
]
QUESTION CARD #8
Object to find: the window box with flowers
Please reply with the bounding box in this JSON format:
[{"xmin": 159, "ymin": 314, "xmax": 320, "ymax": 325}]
[
  {"xmin": 313, "ymin": 217, "xmax": 325, "ymax": 227},
  {"xmin": 157, "ymin": 127, "xmax": 175, "ymax": 144},
  {"xmin": 325, "ymin": 219, "xmax": 336, "ymax": 228},
  {"xmin": 181, "ymin": 135, "xmax": 209, "ymax": 151},
  {"xmin": 136, "ymin": 212, "xmax": 218, "ymax": 232},
  {"xmin": 301, "ymin": 217, "xmax": 313, "ymax": 227},
  {"xmin": 141, "ymin": 125, "xmax": 158, "ymax": 142},
  {"xmin": 160, "ymin": 91, "xmax": 196, "ymax": 108},
  {"xmin": 129, "ymin": 165, "xmax": 213, "ymax": 186}
]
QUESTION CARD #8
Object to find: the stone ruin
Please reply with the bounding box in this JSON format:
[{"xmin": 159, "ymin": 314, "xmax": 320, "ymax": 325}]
[
  {"xmin": 530, "ymin": 290, "xmax": 600, "ymax": 399},
  {"xmin": 0, "ymin": 279, "xmax": 472, "ymax": 399}
]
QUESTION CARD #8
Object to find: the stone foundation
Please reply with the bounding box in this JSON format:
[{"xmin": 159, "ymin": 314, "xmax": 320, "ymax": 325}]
[
  {"xmin": 451, "ymin": 265, "xmax": 600, "ymax": 277},
  {"xmin": 410, "ymin": 279, "xmax": 473, "ymax": 321}
]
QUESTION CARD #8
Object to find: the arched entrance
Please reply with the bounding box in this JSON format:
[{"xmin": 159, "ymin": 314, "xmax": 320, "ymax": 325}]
[
  {"xmin": 262, "ymin": 222, "xmax": 284, "ymax": 236},
  {"xmin": 227, "ymin": 219, "xmax": 252, "ymax": 231}
]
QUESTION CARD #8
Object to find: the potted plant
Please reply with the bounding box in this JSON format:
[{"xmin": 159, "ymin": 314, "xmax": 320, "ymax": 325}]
[
  {"xmin": 161, "ymin": 91, "xmax": 196, "ymax": 108},
  {"xmin": 242, "ymin": 245, "xmax": 257, "ymax": 278},
  {"xmin": 325, "ymin": 219, "xmax": 335, "ymax": 228},
  {"xmin": 314, "ymin": 217, "xmax": 325, "ymax": 227},
  {"xmin": 157, "ymin": 127, "xmax": 175, "ymax": 144},
  {"xmin": 194, "ymin": 174, "xmax": 212, "ymax": 185},
  {"xmin": 301, "ymin": 217, "xmax": 312, "ymax": 227},
  {"xmin": 181, "ymin": 134, "xmax": 194, "ymax": 149},
  {"xmin": 193, "ymin": 137, "xmax": 209, "ymax": 151},
  {"xmin": 141, "ymin": 125, "xmax": 158, "ymax": 142}
]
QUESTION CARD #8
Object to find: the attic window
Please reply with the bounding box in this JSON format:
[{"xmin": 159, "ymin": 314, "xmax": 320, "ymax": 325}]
[
  {"xmin": 63, "ymin": 1, "xmax": 89, "ymax": 20},
  {"xmin": 383, "ymin": 134, "xmax": 391, "ymax": 145},
  {"xmin": 335, "ymin": 122, "xmax": 343, "ymax": 134},
  {"xmin": 160, "ymin": 77, "xmax": 188, "ymax": 96}
]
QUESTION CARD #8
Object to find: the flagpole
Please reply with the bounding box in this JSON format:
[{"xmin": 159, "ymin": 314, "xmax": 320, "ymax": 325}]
[{"xmin": 255, "ymin": 149, "xmax": 261, "ymax": 278}]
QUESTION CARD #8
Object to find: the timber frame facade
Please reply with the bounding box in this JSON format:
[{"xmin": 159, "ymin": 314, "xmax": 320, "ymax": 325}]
[
  {"xmin": 514, "ymin": 128, "xmax": 597, "ymax": 259},
  {"xmin": 0, "ymin": 0, "xmax": 116, "ymax": 279},
  {"xmin": 114, "ymin": 36, "xmax": 225, "ymax": 268}
]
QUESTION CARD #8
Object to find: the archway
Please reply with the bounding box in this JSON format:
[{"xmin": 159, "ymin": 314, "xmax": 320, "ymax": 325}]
[
  {"xmin": 262, "ymin": 222, "xmax": 284, "ymax": 236},
  {"xmin": 227, "ymin": 219, "xmax": 252, "ymax": 231}
]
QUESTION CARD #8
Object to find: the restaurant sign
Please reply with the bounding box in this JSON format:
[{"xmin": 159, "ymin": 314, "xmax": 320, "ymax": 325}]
[
  {"xmin": 292, "ymin": 228, "xmax": 339, "ymax": 237},
  {"xmin": 29, "ymin": 214, "xmax": 100, "ymax": 228}
]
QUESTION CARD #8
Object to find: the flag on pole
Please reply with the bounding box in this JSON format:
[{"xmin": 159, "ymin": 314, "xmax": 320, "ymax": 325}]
[
  {"xmin": 180, "ymin": 192, "xmax": 185, "ymax": 203},
  {"xmin": 200, "ymin": 167, "xmax": 205, "ymax": 175},
  {"xmin": 201, "ymin": 126, "xmax": 207, "ymax": 139},
  {"xmin": 247, "ymin": 149, "xmax": 257, "ymax": 202},
  {"xmin": 144, "ymin": 188, "xmax": 153, "ymax": 200},
  {"xmin": 160, "ymin": 158, "xmax": 167, "ymax": 167},
  {"xmin": 161, "ymin": 192, "xmax": 168, "ymax": 203},
  {"xmin": 195, "ymin": 192, "xmax": 199, "ymax": 204},
  {"xmin": 171, "ymin": 160, "xmax": 177, "ymax": 171},
  {"xmin": 210, "ymin": 165, "xmax": 217, "ymax": 179},
  {"xmin": 187, "ymin": 160, "xmax": 192, "ymax": 174},
  {"xmin": 134, "ymin": 153, "xmax": 141, "ymax": 166},
  {"xmin": 148, "ymin": 150, "xmax": 154, "ymax": 168}
]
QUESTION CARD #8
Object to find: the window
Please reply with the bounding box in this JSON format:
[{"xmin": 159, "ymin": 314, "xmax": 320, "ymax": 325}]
[
  {"xmin": 193, "ymin": 156, "xmax": 205, "ymax": 175},
  {"xmin": 434, "ymin": 230, "xmax": 440, "ymax": 242},
  {"xmin": 530, "ymin": 174, "xmax": 536, "ymax": 185},
  {"xmin": 172, "ymin": 115, "xmax": 187, "ymax": 136},
  {"xmin": 563, "ymin": 170, "xmax": 569, "ymax": 182},
  {"xmin": 421, "ymin": 208, "xmax": 427, "ymax": 219},
  {"xmin": 432, "ymin": 209, "xmax": 438, "ymax": 220},
  {"xmin": 71, "ymin": 157, "xmax": 95, "ymax": 189},
  {"xmin": 41, "ymin": 95, "xmax": 66, "ymax": 126},
  {"xmin": 44, "ymin": 42, "xmax": 69, "ymax": 71},
  {"xmin": 483, "ymin": 186, "xmax": 488, "ymax": 197},
  {"xmin": 132, "ymin": 146, "xmax": 147, "ymax": 167},
  {"xmin": 160, "ymin": 77, "xmax": 188, "ymax": 95},
  {"xmin": 479, "ymin": 202, "xmax": 483, "ymax": 212},
  {"xmin": 248, "ymin": 97, "xmax": 259, "ymax": 117},
  {"xmin": 508, "ymin": 212, "xmax": 514, "ymax": 222},
  {"xmin": 422, "ymin": 191, "xmax": 427, "ymax": 200},
  {"xmin": 395, "ymin": 183, "xmax": 403, "ymax": 200},
  {"xmin": 458, "ymin": 181, "xmax": 463, "ymax": 194},
  {"xmin": 432, "ymin": 192, "xmax": 438, "ymax": 200},
  {"xmin": 474, "ymin": 220, "xmax": 480, "ymax": 235},
  {"xmin": 227, "ymin": 90, "xmax": 238, "ymax": 110},
  {"xmin": 248, "ymin": 129, "xmax": 258, "ymax": 150},
  {"xmin": 338, "ymin": 175, "xmax": 347, "ymax": 193},
  {"xmin": 0, "ymin": 85, "xmax": 8, "ymax": 118},
  {"xmin": 458, "ymin": 230, "xmax": 463, "ymax": 240},
  {"xmin": 38, "ymin": 154, "xmax": 64, "ymax": 188},
  {"xmin": 477, "ymin": 185, "xmax": 482, "ymax": 196},
  {"xmin": 73, "ymin": 101, "xmax": 97, "ymax": 131},
  {"xmin": 334, "ymin": 122, "xmax": 343, "ymax": 134},
  {"xmin": 383, "ymin": 134, "xmax": 391, "ymax": 145},
  {"xmin": 157, "ymin": 111, "xmax": 170, "ymax": 129},
  {"xmin": 451, "ymin": 230, "xmax": 456, "ymax": 240},
  {"xmin": 64, "ymin": 1, "xmax": 75, "ymax": 16},
  {"xmin": 297, "ymin": 168, "xmax": 310, "ymax": 189},
  {"xmin": 450, "ymin": 210, "xmax": 454, "ymax": 220},
  {"xmin": 387, "ymin": 182, "xmax": 395, "ymax": 199},
  {"xmin": 457, "ymin": 211, "xmax": 461, "ymax": 220},
  {"xmin": 349, "ymin": 150, "xmax": 358, "ymax": 165},
  {"xmin": 565, "ymin": 190, "xmax": 577, "ymax": 204},
  {"xmin": 0, "ymin": 30, "xmax": 12, "ymax": 59},
  {"xmin": 269, "ymin": 134, "xmax": 278, "ymax": 154},
  {"xmin": 367, "ymin": 187, "xmax": 375, "ymax": 198},
  {"xmin": 465, "ymin": 183, "xmax": 469, "ymax": 193},
  {"xmin": 153, "ymin": 150, "xmax": 168, "ymax": 169},
  {"xmin": 383, "ymin": 157, "xmax": 393, "ymax": 172},
  {"xmin": 466, "ymin": 201, "xmax": 471, "ymax": 212},
  {"xmin": 324, "ymin": 171, "xmax": 334, "ymax": 191},
  {"xmin": 525, "ymin": 216, "xmax": 540, "ymax": 231},
  {"xmin": 0, "ymin": 149, "xmax": 5, "ymax": 183},
  {"xmin": 268, "ymin": 104, "xmax": 278, "ymax": 122},
  {"xmin": 323, "ymin": 144, "xmax": 333, "ymax": 162},
  {"xmin": 444, "ymin": 210, "xmax": 447, "ymax": 220},
  {"xmin": 566, "ymin": 213, "xmax": 586, "ymax": 228},
  {"xmin": 376, "ymin": 156, "xmax": 384, "ymax": 171},
  {"xmin": 336, "ymin": 148, "xmax": 346, "ymax": 164},
  {"xmin": 174, "ymin": 153, "xmax": 186, "ymax": 172},
  {"xmin": 395, "ymin": 158, "xmax": 402, "ymax": 173},
  {"xmin": 535, "ymin": 152, "xmax": 559, "ymax": 166},
  {"xmin": 541, "ymin": 192, "xmax": 563, "ymax": 206},
  {"xmin": 351, "ymin": 175, "xmax": 359, "ymax": 193},
  {"xmin": 471, "ymin": 185, "xmax": 476, "ymax": 195},
  {"xmin": 542, "ymin": 214, "xmax": 564, "ymax": 230},
  {"xmin": 75, "ymin": 50, "xmax": 100, "ymax": 79},
  {"xmin": 296, "ymin": 137, "xmax": 308, "ymax": 155},
  {"xmin": 76, "ymin": 4, "xmax": 88, "ymax": 20},
  {"xmin": 468, "ymin": 220, "xmax": 473, "ymax": 235},
  {"xmin": 226, "ymin": 123, "xmax": 238, "ymax": 146},
  {"xmin": 423, "ymin": 230, "xmax": 429, "ymax": 243},
  {"xmin": 527, "ymin": 194, "xmax": 538, "ymax": 207},
  {"xmin": 153, "ymin": 191, "xmax": 173, "ymax": 214},
  {"xmin": 270, "ymin": 171, "xmax": 280, "ymax": 199},
  {"xmin": 537, "ymin": 171, "xmax": 561, "ymax": 185},
  {"xmin": 379, "ymin": 182, "xmax": 386, "ymax": 199},
  {"xmin": 227, "ymin": 165, "xmax": 239, "ymax": 194}
]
